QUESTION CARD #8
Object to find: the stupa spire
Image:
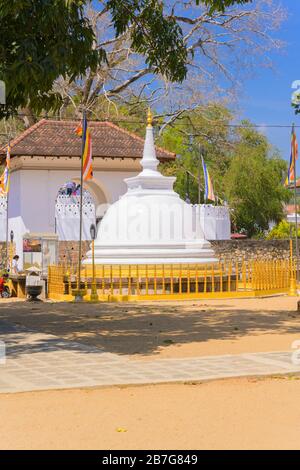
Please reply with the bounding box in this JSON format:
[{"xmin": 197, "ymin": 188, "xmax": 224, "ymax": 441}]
[
  {"xmin": 141, "ymin": 107, "xmax": 159, "ymax": 172},
  {"xmin": 147, "ymin": 107, "xmax": 153, "ymax": 127},
  {"xmin": 84, "ymin": 106, "xmax": 216, "ymax": 266}
]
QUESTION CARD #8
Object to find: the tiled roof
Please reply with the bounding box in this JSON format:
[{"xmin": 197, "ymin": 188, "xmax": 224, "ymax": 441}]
[
  {"xmin": 285, "ymin": 204, "xmax": 300, "ymax": 215},
  {"xmin": 287, "ymin": 178, "xmax": 300, "ymax": 189},
  {"xmin": 0, "ymin": 119, "xmax": 175, "ymax": 161}
]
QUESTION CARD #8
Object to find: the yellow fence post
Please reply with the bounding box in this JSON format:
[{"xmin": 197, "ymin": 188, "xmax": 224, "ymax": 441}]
[
  {"xmin": 228, "ymin": 261, "xmax": 231, "ymax": 292},
  {"xmin": 128, "ymin": 265, "xmax": 132, "ymax": 296},
  {"xmin": 47, "ymin": 254, "xmax": 294, "ymax": 302},
  {"xmin": 119, "ymin": 265, "xmax": 122, "ymax": 296},
  {"xmin": 136, "ymin": 265, "xmax": 140, "ymax": 296},
  {"xmin": 219, "ymin": 261, "xmax": 223, "ymax": 293},
  {"xmin": 179, "ymin": 264, "xmax": 182, "ymax": 294},
  {"xmin": 110, "ymin": 265, "xmax": 113, "ymax": 296},
  {"xmin": 289, "ymin": 240, "xmax": 297, "ymax": 296},
  {"xmin": 102, "ymin": 265, "xmax": 105, "ymax": 297},
  {"xmin": 162, "ymin": 264, "xmax": 166, "ymax": 295},
  {"xmin": 146, "ymin": 265, "xmax": 149, "ymax": 295}
]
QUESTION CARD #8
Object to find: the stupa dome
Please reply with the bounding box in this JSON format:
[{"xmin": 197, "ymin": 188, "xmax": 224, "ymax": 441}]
[{"xmin": 84, "ymin": 110, "xmax": 216, "ymax": 265}]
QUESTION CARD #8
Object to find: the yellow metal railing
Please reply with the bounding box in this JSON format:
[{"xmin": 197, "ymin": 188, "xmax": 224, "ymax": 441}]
[
  {"xmin": 48, "ymin": 265, "xmax": 65, "ymax": 297},
  {"xmin": 47, "ymin": 258, "xmax": 296, "ymax": 302}
]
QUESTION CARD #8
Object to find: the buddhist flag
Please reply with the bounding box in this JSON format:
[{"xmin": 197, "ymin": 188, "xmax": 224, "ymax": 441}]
[
  {"xmin": 0, "ymin": 145, "xmax": 11, "ymax": 195},
  {"xmin": 75, "ymin": 116, "xmax": 93, "ymax": 181},
  {"xmin": 285, "ymin": 125, "xmax": 298, "ymax": 186},
  {"xmin": 202, "ymin": 156, "xmax": 215, "ymax": 202}
]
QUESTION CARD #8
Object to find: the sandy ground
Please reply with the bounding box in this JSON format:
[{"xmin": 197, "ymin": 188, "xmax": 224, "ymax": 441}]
[
  {"xmin": 1, "ymin": 376, "xmax": 300, "ymax": 450},
  {"xmin": 1, "ymin": 296, "xmax": 300, "ymax": 449},
  {"xmin": 1, "ymin": 296, "xmax": 300, "ymax": 358}
]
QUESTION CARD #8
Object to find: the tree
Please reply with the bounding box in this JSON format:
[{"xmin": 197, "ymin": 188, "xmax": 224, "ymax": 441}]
[
  {"xmin": 52, "ymin": 0, "xmax": 284, "ymax": 126},
  {"xmin": 1, "ymin": 1, "xmax": 284, "ymax": 124},
  {"xmin": 202, "ymin": 0, "xmax": 252, "ymax": 12},
  {"xmin": 0, "ymin": 0, "xmax": 187, "ymax": 118},
  {"xmin": 0, "ymin": 1, "xmax": 98, "ymax": 117},
  {"xmin": 267, "ymin": 220, "xmax": 299, "ymax": 240},
  {"xmin": 223, "ymin": 124, "xmax": 290, "ymax": 236},
  {"xmin": 157, "ymin": 104, "xmax": 233, "ymax": 203},
  {"xmin": 157, "ymin": 112, "xmax": 290, "ymax": 237}
]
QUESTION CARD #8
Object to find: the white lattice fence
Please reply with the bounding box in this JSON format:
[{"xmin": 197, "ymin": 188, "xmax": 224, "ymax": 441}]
[
  {"xmin": 191, "ymin": 204, "xmax": 231, "ymax": 241},
  {"xmin": 55, "ymin": 193, "xmax": 96, "ymax": 241}
]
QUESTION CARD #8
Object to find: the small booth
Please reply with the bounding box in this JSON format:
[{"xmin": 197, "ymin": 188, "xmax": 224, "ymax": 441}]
[
  {"xmin": 25, "ymin": 266, "xmax": 44, "ymax": 301},
  {"xmin": 23, "ymin": 233, "xmax": 58, "ymax": 275},
  {"xmin": 9, "ymin": 233, "xmax": 58, "ymax": 298}
]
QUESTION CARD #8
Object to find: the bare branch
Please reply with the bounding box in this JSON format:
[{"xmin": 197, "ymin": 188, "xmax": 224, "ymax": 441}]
[{"xmin": 52, "ymin": 1, "xmax": 286, "ymax": 132}]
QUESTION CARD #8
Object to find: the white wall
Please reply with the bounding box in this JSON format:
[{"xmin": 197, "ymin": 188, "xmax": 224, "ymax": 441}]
[
  {"xmin": 193, "ymin": 204, "xmax": 231, "ymax": 240},
  {"xmin": 0, "ymin": 196, "xmax": 6, "ymax": 242},
  {"xmin": 6, "ymin": 168, "xmax": 137, "ymax": 268},
  {"xmin": 9, "ymin": 168, "xmax": 136, "ymax": 233},
  {"xmin": 0, "ymin": 194, "xmax": 27, "ymax": 268}
]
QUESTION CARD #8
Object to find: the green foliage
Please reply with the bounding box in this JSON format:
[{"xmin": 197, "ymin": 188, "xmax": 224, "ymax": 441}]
[
  {"xmin": 201, "ymin": 0, "xmax": 252, "ymax": 12},
  {"xmin": 267, "ymin": 220, "xmax": 300, "ymax": 240},
  {"xmin": 0, "ymin": 0, "xmax": 256, "ymax": 118},
  {"xmin": 0, "ymin": 117, "xmax": 26, "ymax": 146},
  {"xmin": 157, "ymin": 112, "xmax": 289, "ymax": 237},
  {"xmin": 110, "ymin": 100, "xmax": 151, "ymax": 137},
  {"xmin": 107, "ymin": 0, "xmax": 187, "ymax": 82},
  {"xmin": 0, "ymin": 0, "xmax": 188, "ymax": 118},
  {"xmin": 251, "ymin": 230, "xmax": 267, "ymax": 240},
  {"xmin": 158, "ymin": 105, "xmax": 233, "ymax": 203},
  {"xmin": 0, "ymin": 0, "xmax": 101, "ymax": 117},
  {"xmin": 223, "ymin": 124, "xmax": 290, "ymax": 236}
]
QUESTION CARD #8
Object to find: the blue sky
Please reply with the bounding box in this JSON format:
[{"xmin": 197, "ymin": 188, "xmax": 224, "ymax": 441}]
[
  {"xmin": 239, "ymin": 0, "xmax": 300, "ymax": 165},
  {"xmin": 91, "ymin": 0, "xmax": 298, "ymax": 164}
]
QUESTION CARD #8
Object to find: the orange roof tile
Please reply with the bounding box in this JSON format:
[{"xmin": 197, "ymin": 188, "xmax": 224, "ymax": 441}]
[{"xmin": 0, "ymin": 119, "xmax": 175, "ymax": 162}]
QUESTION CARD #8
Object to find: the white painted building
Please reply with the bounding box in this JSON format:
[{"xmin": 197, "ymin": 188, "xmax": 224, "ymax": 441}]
[
  {"xmin": 0, "ymin": 119, "xmax": 174, "ymax": 268},
  {"xmin": 0, "ymin": 118, "xmax": 230, "ymax": 269}
]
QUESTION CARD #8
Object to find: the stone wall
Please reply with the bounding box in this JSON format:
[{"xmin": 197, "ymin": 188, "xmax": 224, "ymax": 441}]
[
  {"xmin": 211, "ymin": 239, "xmax": 291, "ymax": 262},
  {"xmin": 1, "ymin": 239, "xmax": 294, "ymax": 268},
  {"xmin": 58, "ymin": 241, "xmax": 90, "ymax": 268},
  {"xmin": 58, "ymin": 239, "xmax": 293, "ymax": 265}
]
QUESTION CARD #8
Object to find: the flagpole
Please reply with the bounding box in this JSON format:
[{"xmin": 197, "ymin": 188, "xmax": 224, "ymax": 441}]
[
  {"xmin": 201, "ymin": 156, "xmax": 207, "ymax": 203},
  {"xmin": 5, "ymin": 190, "xmax": 9, "ymax": 269},
  {"xmin": 198, "ymin": 145, "xmax": 201, "ymax": 205},
  {"xmin": 5, "ymin": 140, "xmax": 10, "ymax": 271},
  {"xmin": 294, "ymin": 125, "xmax": 299, "ymax": 281},
  {"xmin": 76, "ymin": 111, "xmax": 85, "ymax": 300}
]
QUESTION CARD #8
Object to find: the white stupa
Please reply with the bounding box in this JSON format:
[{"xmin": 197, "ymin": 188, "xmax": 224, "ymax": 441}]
[{"xmin": 84, "ymin": 110, "xmax": 216, "ymax": 265}]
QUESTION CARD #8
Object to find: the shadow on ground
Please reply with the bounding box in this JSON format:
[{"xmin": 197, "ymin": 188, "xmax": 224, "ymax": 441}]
[{"xmin": 0, "ymin": 299, "xmax": 300, "ymax": 358}]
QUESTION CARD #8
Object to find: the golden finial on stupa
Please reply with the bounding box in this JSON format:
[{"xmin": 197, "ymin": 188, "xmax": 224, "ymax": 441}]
[{"xmin": 147, "ymin": 107, "xmax": 153, "ymax": 127}]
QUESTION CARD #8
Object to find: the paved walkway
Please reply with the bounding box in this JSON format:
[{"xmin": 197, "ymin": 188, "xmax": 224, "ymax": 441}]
[{"xmin": 1, "ymin": 320, "xmax": 300, "ymax": 393}]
